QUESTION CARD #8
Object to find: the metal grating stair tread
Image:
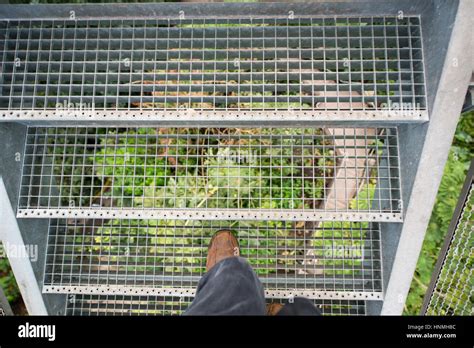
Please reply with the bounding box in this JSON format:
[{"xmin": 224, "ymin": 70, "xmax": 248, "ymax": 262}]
[
  {"xmin": 43, "ymin": 219, "xmax": 383, "ymax": 300},
  {"xmin": 0, "ymin": 15, "xmax": 427, "ymax": 122},
  {"xmin": 18, "ymin": 126, "xmax": 402, "ymax": 222},
  {"xmin": 65, "ymin": 294, "xmax": 367, "ymax": 316}
]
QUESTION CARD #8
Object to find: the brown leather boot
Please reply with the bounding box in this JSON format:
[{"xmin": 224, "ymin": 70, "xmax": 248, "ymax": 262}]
[
  {"xmin": 206, "ymin": 229, "xmax": 240, "ymax": 272},
  {"xmin": 266, "ymin": 303, "xmax": 284, "ymax": 315}
]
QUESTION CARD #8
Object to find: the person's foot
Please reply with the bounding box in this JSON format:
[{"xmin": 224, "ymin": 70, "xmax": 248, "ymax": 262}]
[
  {"xmin": 266, "ymin": 303, "xmax": 283, "ymax": 315},
  {"xmin": 206, "ymin": 230, "xmax": 240, "ymax": 272}
]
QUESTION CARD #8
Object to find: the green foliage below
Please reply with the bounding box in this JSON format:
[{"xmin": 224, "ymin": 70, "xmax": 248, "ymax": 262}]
[
  {"xmin": 89, "ymin": 128, "xmax": 334, "ymax": 211},
  {"xmin": 0, "ymin": 246, "xmax": 21, "ymax": 303},
  {"xmin": 84, "ymin": 128, "xmax": 336, "ymax": 276},
  {"xmin": 404, "ymin": 111, "xmax": 473, "ymax": 315}
]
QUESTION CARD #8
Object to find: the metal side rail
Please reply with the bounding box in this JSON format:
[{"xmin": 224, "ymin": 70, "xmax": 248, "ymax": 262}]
[{"xmin": 421, "ymin": 161, "xmax": 473, "ymax": 315}]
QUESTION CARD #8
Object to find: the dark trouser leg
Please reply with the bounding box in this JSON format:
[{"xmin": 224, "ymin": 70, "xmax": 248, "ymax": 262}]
[
  {"xmin": 183, "ymin": 256, "xmax": 266, "ymax": 315},
  {"xmin": 277, "ymin": 297, "xmax": 322, "ymax": 316}
]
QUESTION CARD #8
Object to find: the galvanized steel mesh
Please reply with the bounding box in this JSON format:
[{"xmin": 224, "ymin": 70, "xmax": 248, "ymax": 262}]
[
  {"xmin": 65, "ymin": 294, "xmax": 367, "ymax": 316},
  {"xmin": 0, "ymin": 16, "xmax": 427, "ymax": 120},
  {"xmin": 424, "ymin": 182, "xmax": 473, "ymax": 315},
  {"xmin": 19, "ymin": 126, "xmax": 402, "ymax": 222},
  {"xmin": 44, "ymin": 219, "xmax": 383, "ymax": 299}
]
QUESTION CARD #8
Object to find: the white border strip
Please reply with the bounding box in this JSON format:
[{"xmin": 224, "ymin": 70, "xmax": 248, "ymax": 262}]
[
  {"xmin": 17, "ymin": 208, "xmax": 403, "ymax": 223},
  {"xmin": 44, "ymin": 285, "xmax": 383, "ymax": 301},
  {"xmin": 1, "ymin": 110, "xmax": 429, "ymax": 122}
]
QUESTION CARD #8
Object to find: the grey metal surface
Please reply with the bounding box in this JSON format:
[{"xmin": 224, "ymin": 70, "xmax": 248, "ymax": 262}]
[
  {"xmin": 18, "ymin": 126, "xmax": 402, "ymax": 222},
  {"xmin": 0, "ymin": 14, "xmax": 427, "ymax": 122},
  {"xmin": 0, "ymin": 2, "xmax": 433, "ymax": 21},
  {"xmin": 422, "ymin": 161, "xmax": 473, "ymax": 315},
  {"xmin": 43, "ymin": 219, "xmax": 383, "ymax": 300},
  {"xmin": 65, "ymin": 294, "xmax": 367, "ymax": 316}
]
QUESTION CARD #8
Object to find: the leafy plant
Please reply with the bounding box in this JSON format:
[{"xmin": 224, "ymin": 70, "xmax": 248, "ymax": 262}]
[
  {"xmin": 77, "ymin": 127, "xmax": 379, "ymax": 278},
  {"xmin": 0, "ymin": 245, "xmax": 21, "ymax": 303},
  {"xmin": 404, "ymin": 111, "xmax": 473, "ymax": 314}
]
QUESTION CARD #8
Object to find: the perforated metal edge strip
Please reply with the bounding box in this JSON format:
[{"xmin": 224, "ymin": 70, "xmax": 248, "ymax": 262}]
[
  {"xmin": 45, "ymin": 285, "xmax": 383, "ymax": 301},
  {"xmin": 19, "ymin": 208, "xmax": 403, "ymax": 222},
  {"xmin": 1, "ymin": 110, "xmax": 428, "ymax": 122}
]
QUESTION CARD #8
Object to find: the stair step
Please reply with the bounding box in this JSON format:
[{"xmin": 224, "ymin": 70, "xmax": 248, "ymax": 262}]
[
  {"xmin": 18, "ymin": 126, "xmax": 402, "ymax": 222},
  {"xmin": 64, "ymin": 294, "xmax": 368, "ymax": 316},
  {"xmin": 0, "ymin": 15, "xmax": 427, "ymax": 122},
  {"xmin": 43, "ymin": 219, "xmax": 383, "ymax": 300}
]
